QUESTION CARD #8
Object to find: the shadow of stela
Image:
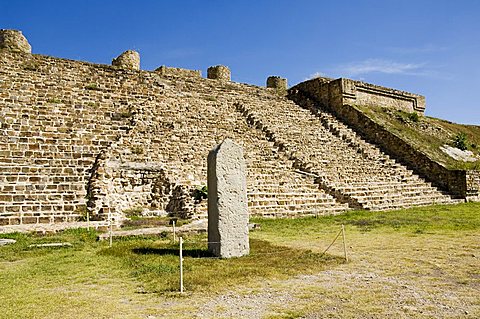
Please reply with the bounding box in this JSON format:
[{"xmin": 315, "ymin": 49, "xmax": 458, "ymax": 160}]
[{"xmin": 132, "ymin": 247, "xmax": 215, "ymax": 258}]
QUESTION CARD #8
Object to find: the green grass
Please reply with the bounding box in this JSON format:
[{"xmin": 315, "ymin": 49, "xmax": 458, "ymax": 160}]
[
  {"xmin": 101, "ymin": 235, "xmax": 340, "ymax": 293},
  {"xmin": 252, "ymin": 202, "xmax": 480, "ymax": 236},
  {"xmin": 1, "ymin": 202, "xmax": 479, "ymax": 318},
  {"xmin": 0, "ymin": 229, "xmax": 340, "ymax": 296}
]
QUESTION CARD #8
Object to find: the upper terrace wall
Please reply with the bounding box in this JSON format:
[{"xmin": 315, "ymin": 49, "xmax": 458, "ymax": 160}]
[
  {"xmin": 155, "ymin": 65, "xmax": 202, "ymax": 78},
  {"xmin": 301, "ymin": 77, "xmax": 426, "ymax": 114}
]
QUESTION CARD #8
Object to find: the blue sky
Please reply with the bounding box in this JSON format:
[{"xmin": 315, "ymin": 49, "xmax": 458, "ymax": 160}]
[{"xmin": 2, "ymin": 0, "xmax": 479, "ymax": 124}]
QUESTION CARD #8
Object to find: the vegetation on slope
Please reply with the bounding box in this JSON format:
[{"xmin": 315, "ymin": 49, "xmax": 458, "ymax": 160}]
[{"xmin": 356, "ymin": 104, "xmax": 480, "ymax": 170}]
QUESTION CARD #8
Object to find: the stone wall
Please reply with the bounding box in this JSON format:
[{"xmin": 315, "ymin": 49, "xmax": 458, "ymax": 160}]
[
  {"xmin": 0, "ymin": 50, "xmax": 167, "ymax": 225},
  {"xmin": 1, "ymin": 47, "xmax": 351, "ymax": 227},
  {"xmin": 290, "ymin": 78, "xmax": 478, "ymax": 199},
  {"xmin": 155, "ymin": 66, "xmax": 201, "ymax": 78},
  {"xmin": 466, "ymin": 170, "xmax": 480, "ymax": 201}
]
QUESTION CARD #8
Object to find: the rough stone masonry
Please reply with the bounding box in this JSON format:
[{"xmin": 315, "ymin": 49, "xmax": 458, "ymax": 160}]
[
  {"xmin": 0, "ymin": 29, "xmax": 31, "ymax": 53},
  {"xmin": 207, "ymin": 139, "xmax": 249, "ymax": 258},
  {"xmin": 112, "ymin": 50, "xmax": 140, "ymax": 70}
]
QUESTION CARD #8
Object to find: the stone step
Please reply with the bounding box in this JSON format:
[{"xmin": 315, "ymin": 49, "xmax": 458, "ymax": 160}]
[
  {"xmin": 248, "ymin": 191, "xmax": 332, "ymax": 198},
  {"xmin": 248, "ymin": 205, "xmax": 348, "ymax": 217}
]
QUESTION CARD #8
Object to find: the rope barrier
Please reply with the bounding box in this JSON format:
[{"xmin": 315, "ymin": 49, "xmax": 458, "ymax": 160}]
[
  {"xmin": 320, "ymin": 229, "xmax": 342, "ymax": 257},
  {"xmin": 320, "ymin": 224, "xmax": 348, "ymax": 262}
]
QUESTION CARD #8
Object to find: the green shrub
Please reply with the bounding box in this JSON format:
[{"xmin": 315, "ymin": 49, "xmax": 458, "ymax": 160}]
[
  {"xmin": 193, "ymin": 185, "xmax": 208, "ymax": 201},
  {"xmin": 85, "ymin": 83, "xmax": 99, "ymax": 90},
  {"xmin": 47, "ymin": 98, "xmax": 62, "ymax": 104},
  {"xmin": 407, "ymin": 112, "xmax": 419, "ymax": 122},
  {"xmin": 453, "ymin": 132, "xmax": 468, "ymax": 151},
  {"xmin": 123, "ymin": 207, "xmax": 144, "ymax": 218}
]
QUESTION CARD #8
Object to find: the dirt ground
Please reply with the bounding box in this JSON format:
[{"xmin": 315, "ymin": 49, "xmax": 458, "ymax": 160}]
[{"xmin": 122, "ymin": 229, "xmax": 479, "ymax": 319}]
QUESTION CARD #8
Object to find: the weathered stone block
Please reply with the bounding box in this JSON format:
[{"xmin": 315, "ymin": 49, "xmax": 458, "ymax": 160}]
[
  {"xmin": 112, "ymin": 50, "xmax": 140, "ymax": 70},
  {"xmin": 0, "ymin": 29, "xmax": 31, "ymax": 53},
  {"xmin": 207, "ymin": 65, "xmax": 231, "ymax": 81},
  {"xmin": 266, "ymin": 76, "xmax": 288, "ymax": 91},
  {"xmin": 207, "ymin": 139, "xmax": 249, "ymax": 258}
]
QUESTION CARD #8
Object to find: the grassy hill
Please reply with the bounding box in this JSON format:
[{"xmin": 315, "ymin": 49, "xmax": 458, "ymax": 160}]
[{"xmin": 356, "ymin": 104, "xmax": 480, "ymax": 170}]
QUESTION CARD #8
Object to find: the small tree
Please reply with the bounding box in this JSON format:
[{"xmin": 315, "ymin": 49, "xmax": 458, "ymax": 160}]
[{"xmin": 453, "ymin": 132, "xmax": 468, "ymax": 151}]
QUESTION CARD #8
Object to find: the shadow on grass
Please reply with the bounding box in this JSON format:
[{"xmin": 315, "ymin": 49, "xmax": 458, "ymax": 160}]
[{"xmin": 132, "ymin": 247, "xmax": 215, "ymax": 258}]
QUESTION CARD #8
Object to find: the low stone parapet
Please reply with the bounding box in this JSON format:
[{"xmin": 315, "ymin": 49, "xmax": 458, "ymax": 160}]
[
  {"xmin": 295, "ymin": 77, "xmax": 426, "ymax": 114},
  {"xmin": 155, "ymin": 65, "xmax": 201, "ymax": 78}
]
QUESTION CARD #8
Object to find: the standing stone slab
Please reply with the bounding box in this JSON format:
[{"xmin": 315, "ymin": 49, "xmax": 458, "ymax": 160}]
[{"xmin": 208, "ymin": 139, "xmax": 249, "ymax": 258}]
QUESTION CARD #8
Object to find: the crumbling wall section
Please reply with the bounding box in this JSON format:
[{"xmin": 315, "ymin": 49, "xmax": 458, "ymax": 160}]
[
  {"xmin": 87, "ymin": 150, "xmax": 198, "ymax": 221},
  {"xmin": 466, "ymin": 170, "xmax": 480, "ymax": 202}
]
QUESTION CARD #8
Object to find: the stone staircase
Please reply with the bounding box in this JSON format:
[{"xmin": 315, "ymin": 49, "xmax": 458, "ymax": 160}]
[
  {"xmin": 235, "ymin": 95, "xmax": 461, "ymax": 211},
  {"xmin": 102, "ymin": 73, "xmax": 348, "ymax": 218}
]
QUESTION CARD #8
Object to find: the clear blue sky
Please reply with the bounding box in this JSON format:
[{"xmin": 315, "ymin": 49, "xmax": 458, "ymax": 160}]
[{"xmin": 2, "ymin": 0, "xmax": 479, "ymax": 124}]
